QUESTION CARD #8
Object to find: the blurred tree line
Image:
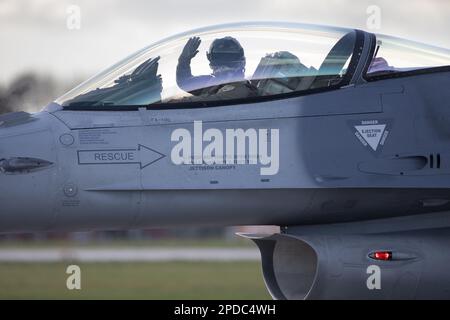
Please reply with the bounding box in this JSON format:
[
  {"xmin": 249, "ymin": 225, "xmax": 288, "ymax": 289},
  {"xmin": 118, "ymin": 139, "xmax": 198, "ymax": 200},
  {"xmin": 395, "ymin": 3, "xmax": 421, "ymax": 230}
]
[{"xmin": 0, "ymin": 73, "xmax": 79, "ymax": 115}]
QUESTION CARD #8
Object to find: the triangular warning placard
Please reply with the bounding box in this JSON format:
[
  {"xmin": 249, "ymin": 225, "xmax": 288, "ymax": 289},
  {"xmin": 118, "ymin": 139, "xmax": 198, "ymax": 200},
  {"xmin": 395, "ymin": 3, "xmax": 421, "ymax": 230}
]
[
  {"xmin": 354, "ymin": 124, "xmax": 386, "ymax": 151},
  {"xmin": 348, "ymin": 119, "xmax": 392, "ymax": 154}
]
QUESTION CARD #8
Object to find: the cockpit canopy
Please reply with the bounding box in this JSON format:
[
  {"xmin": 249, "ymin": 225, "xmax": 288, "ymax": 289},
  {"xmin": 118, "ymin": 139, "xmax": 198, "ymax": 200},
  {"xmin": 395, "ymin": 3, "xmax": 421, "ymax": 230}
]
[
  {"xmin": 57, "ymin": 23, "xmax": 358, "ymax": 108},
  {"xmin": 55, "ymin": 22, "xmax": 450, "ymax": 109},
  {"xmin": 366, "ymin": 34, "xmax": 450, "ymax": 78}
]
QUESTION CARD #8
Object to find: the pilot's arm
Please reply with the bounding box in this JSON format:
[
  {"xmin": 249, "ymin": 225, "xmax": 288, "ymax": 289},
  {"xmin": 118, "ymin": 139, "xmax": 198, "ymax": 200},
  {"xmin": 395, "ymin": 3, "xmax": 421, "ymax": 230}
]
[{"xmin": 177, "ymin": 37, "xmax": 213, "ymax": 95}]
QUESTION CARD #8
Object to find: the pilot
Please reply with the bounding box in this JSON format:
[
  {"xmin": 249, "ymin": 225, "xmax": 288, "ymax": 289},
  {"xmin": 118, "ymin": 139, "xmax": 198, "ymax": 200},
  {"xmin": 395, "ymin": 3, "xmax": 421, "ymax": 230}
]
[
  {"xmin": 367, "ymin": 57, "xmax": 395, "ymax": 74},
  {"xmin": 176, "ymin": 36, "xmax": 257, "ymax": 99}
]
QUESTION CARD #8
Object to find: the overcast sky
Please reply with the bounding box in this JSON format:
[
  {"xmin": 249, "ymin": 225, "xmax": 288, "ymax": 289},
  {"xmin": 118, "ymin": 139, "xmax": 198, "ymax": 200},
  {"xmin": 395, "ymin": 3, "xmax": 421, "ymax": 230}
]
[{"xmin": 0, "ymin": 0, "xmax": 448, "ymax": 85}]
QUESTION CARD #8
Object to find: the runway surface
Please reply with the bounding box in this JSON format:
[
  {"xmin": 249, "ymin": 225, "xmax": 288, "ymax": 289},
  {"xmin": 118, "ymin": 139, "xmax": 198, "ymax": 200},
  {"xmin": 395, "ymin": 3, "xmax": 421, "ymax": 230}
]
[{"xmin": 0, "ymin": 248, "xmax": 260, "ymax": 262}]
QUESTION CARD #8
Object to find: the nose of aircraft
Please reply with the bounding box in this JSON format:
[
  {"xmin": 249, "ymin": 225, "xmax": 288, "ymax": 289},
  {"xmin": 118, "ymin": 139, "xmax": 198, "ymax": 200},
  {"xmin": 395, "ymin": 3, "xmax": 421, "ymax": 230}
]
[{"xmin": 0, "ymin": 111, "xmax": 58, "ymax": 233}]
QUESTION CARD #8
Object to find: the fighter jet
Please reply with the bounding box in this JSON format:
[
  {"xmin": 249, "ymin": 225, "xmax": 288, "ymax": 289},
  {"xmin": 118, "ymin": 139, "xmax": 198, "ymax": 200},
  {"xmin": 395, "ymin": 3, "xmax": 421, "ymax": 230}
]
[{"xmin": 1, "ymin": 22, "xmax": 450, "ymax": 299}]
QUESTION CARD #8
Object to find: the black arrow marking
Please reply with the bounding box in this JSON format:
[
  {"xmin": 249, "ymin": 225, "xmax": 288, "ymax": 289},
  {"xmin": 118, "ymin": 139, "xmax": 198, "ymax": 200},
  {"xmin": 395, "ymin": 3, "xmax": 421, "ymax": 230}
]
[{"xmin": 77, "ymin": 144, "xmax": 165, "ymax": 169}]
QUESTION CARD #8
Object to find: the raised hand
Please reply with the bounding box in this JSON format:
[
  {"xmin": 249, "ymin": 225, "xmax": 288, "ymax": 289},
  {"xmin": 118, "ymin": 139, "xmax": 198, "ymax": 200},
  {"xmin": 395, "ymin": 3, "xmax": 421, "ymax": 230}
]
[{"xmin": 179, "ymin": 36, "xmax": 201, "ymax": 61}]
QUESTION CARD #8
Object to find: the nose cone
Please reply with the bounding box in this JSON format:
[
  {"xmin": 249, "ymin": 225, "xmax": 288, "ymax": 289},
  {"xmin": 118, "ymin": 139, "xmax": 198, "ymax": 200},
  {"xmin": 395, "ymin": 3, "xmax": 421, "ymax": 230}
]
[{"xmin": 0, "ymin": 112, "xmax": 57, "ymax": 233}]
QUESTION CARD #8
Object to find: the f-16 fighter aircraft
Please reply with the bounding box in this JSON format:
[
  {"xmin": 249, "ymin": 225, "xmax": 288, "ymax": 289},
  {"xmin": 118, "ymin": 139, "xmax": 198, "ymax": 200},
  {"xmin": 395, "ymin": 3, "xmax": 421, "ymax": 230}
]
[{"xmin": 1, "ymin": 22, "xmax": 450, "ymax": 299}]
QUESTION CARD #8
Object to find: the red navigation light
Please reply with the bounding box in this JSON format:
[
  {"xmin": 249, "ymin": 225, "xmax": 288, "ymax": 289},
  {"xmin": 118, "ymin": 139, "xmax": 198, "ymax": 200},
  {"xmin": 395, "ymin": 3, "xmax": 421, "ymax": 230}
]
[{"xmin": 370, "ymin": 251, "xmax": 392, "ymax": 261}]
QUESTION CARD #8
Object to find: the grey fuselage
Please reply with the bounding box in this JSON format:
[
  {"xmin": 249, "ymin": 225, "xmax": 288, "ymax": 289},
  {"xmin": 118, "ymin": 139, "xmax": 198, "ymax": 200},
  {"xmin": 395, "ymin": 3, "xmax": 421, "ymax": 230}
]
[{"xmin": 1, "ymin": 30, "xmax": 450, "ymax": 233}]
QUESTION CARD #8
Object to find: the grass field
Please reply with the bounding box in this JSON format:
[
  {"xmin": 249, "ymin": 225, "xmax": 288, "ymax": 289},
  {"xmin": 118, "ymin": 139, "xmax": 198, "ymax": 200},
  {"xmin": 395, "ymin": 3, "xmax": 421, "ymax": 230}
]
[
  {"xmin": 0, "ymin": 238, "xmax": 254, "ymax": 249},
  {"xmin": 0, "ymin": 261, "xmax": 270, "ymax": 299}
]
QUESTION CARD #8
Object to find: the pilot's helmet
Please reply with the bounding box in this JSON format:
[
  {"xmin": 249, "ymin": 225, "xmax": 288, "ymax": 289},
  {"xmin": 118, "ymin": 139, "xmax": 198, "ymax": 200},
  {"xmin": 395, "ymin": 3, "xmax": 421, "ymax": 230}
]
[{"xmin": 206, "ymin": 37, "xmax": 245, "ymax": 72}]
